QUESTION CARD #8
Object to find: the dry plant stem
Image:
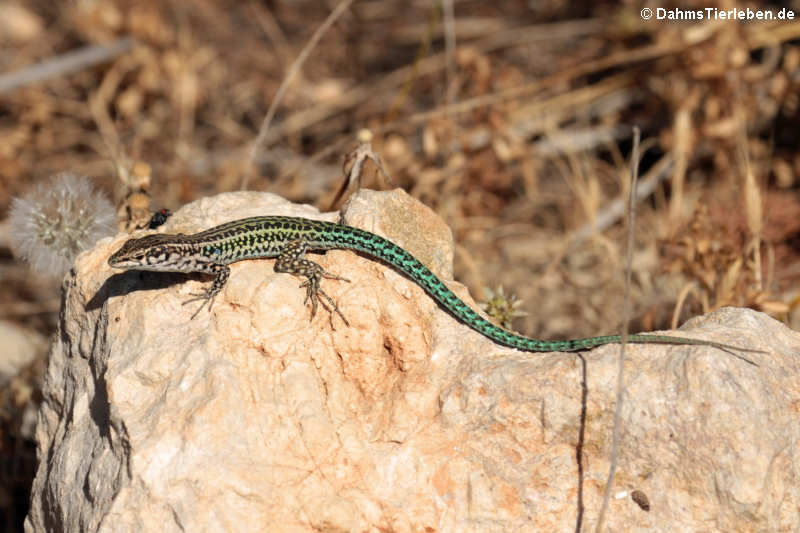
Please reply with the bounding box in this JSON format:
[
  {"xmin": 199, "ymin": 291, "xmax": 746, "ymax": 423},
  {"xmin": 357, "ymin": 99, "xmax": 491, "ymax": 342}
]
[
  {"xmin": 595, "ymin": 126, "xmax": 641, "ymax": 533},
  {"xmin": 668, "ymin": 105, "xmax": 692, "ymax": 230},
  {"xmin": 280, "ymin": 76, "xmax": 629, "ymax": 185},
  {"xmin": 0, "ymin": 37, "xmax": 134, "ymax": 94},
  {"xmin": 474, "ymin": 19, "xmax": 602, "ymax": 53},
  {"xmin": 569, "ymin": 151, "xmax": 673, "ymax": 244},
  {"xmin": 736, "ymin": 92, "xmax": 764, "ymax": 293},
  {"xmin": 245, "ymin": 20, "xmax": 799, "ymax": 158},
  {"xmin": 249, "ymin": 35, "xmax": 685, "ymax": 153},
  {"xmin": 442, "ymin": 0, "xmax": 456, "ymax": 106},
  {"xmin": 529, "ymin": 149, "xmax": 671, "ymax": 303},
  {"xmin": 89, "ymin": 49, "xmax": 142, "ymax": 172},
  {"xmin": 383, "ymin": 9, "xmax": 435, "ymax": 125},
  {"xmin": 531, "ymin": 125, "xmax": 631, "ymax": 156},
  {"xmin": 249, "ymin": 2, "xmax": 291, "ymax": 69},
  {"xmin": 748, "ymin": 20, "xmax": 800, "ymax": 46},
  {"xmin": 271, "ymin": 19, "xmax": 602, "ymax": 152},
  {"xmin": 246, "ymin": 0, "xmax": 355, "ymax": 189},
  {"xmin": 404, "ymin": 71, "xmax": 632, "ymax": 129},
  {"xmin": 558, "ymin": 140, "xmax": 598, "ymax": 224},
  {"xmin": 672, "ymin": 282, "xmax": 699, "ymax": 330},
  {"xmin": 328, "ymin": 141, "xmax": 389, "ymax": 210}
]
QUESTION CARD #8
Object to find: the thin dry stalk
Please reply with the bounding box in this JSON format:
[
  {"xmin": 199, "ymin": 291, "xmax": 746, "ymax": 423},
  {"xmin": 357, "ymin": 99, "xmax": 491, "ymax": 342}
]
[
  {"xmin": 248, "ymin": 38, "xmax": 686, "ymax": 158},
  {"xmin": 671, "ymin": 282, "xmax": 699, "ymax": 330},
  {"xmin": 89, "ymin": 54, "xmax": 137, "ymax": 179},
  {"xmin": 442, "ymin": 0, "xmax": 456, "ymax": 106},
  {"xmin": 472, "ymin": 19, "xmax": 602, "ymax": 54},
  {"xmin": 0, "ymin": 37, "xmax": 134, "ymax": 94},
  {"xmin": 668, "ymin": 104, "xmax": 691, "ymax": 229},
  {"xmin": 247, "ymin": 0, "xmax": 355, "ymax": 189},
  {"xmin": 249, "ymin": 2, "xmax": 291, "ymax": 69},
  {"xmin": 327, "ymin": 132, "xmax": 390, "ymax": 209},
  {"xmin": 595, "ymin": 126, "xmax": 641, "ymax": 533},
  {"xmin": 569, "ymin": 151, "xmax": 673, "ymax": 244},
  {"xmin": 245, "ymin": 19, "xmax": 800, "ymax": 179},
  {"xmin": 738, "ymin": 111, "xmax": 763, "ymax": 292}
]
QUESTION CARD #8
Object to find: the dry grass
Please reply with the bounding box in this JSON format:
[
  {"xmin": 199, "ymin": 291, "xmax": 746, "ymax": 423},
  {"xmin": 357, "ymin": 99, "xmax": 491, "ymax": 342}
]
[{"xmin": 1, "ymin": 1, "xmax": 799, "ymax": 529}]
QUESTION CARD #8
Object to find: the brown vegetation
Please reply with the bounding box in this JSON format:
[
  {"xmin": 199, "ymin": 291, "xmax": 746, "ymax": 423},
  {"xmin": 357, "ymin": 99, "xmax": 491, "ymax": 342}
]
[{"xmin": 1, "ymin": 1, "xmax": 798, "ymax": 530}]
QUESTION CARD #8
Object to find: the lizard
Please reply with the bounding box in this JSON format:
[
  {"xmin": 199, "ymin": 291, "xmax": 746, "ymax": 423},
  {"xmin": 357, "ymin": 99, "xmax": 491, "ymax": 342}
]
[{"xmin": 107, "ymin": 215, "xmax": 761, "ymax": 358}]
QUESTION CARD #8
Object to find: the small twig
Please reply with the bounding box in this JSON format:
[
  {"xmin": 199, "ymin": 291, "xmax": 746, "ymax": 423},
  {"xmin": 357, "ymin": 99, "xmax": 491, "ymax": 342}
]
[
  {"xmin": 279, "ymin": 76, "xmax": 630, "ymax": 186},
  {"xmin": 735, "ymin": 83, "xmax": 763, "ymax": 293},
  {"xmin": 569, "ymin": 149, "xmax": 672, "ymax": 244},
  {"xmin": 595, "ymin": 126, "xmax": 641, "ymax": 533},
  {"xmin": 89, "ymin": 51, "xmax": 134, "ymax": 174},
  {"xmin": 0, "ymin": 37, "xmax": 134, "ymax": 94},
  {"xmin": 249, "ymin": 2, "xmax": 291, "ymax": 69},
  {"xmin": 442, "ymin": 0, "xmax": 456, "ymax": 106},
  {"xmin": 245, "ymin": 38, "xmax": 684, "ymax": 158},
  {"xmin": 247, "ymin": 0, "xmax": 355, "ymax": 189},
  {"xmin": 473, "ymin": 19, "xmax": 602, "ymax": 54},
  {"xmin": 244, "ymin": 17, "xmax": 800, "ymax": 178},
  {"xmin": 668, "ymin": 102, "xmax": 695, "ymax": 231},
  {"xmin": 531, "ymin": 125, "xmax": 630, "ymax": 156},
  {"xmin": 328, "ymin": 130, "xmax": 390, "ymax": 210},
  {"xmin": 671, "ymin": 282, "xmax": 699, "ymax": 330}
]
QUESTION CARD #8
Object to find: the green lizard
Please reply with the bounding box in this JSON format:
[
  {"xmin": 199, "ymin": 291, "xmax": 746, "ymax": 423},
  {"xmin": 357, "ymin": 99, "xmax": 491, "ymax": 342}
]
[{"xmin": 108, "ymin": 215, "xmax": 761, "ymax": 357}]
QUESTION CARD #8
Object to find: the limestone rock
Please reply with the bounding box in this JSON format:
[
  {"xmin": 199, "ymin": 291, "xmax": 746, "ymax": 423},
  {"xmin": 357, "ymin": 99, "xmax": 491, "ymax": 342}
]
[{"xmin": 26, "ymin": 189, "xmax": 799, "ymax": 532}]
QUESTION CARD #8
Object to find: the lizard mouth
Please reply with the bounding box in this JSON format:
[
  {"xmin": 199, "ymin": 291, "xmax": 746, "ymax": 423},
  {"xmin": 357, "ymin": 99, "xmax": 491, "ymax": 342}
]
[
  {"xmin": 107, "ymin": 253, "xmax": 127, "ymax": 267},
  {"xmin": 108, "ymin": 253, "xmax": 142, "ymax": 269}
]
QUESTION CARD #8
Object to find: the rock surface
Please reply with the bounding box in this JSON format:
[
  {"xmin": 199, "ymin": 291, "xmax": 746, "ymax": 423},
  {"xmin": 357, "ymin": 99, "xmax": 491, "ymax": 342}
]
[{"xmin": 26, "ymin": 189, "xmax": 800, "ymax": 532}]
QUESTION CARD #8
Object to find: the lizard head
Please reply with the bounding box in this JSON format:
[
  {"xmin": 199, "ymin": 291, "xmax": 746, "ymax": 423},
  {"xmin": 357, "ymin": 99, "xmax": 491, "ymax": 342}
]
[{"xmin": 108, "ymin": 233, "xmax": 190, "ymax": 272}]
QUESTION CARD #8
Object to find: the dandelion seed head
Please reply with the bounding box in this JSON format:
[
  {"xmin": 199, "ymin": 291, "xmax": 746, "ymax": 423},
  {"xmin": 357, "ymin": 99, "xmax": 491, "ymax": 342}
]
[{"xmin": 9, "ymin": 173, "xmax": 116, "ymax": 278}]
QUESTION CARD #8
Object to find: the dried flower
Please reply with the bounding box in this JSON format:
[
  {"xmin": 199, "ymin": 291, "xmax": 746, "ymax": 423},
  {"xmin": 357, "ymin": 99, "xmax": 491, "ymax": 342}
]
[
  {"xmin": 9, "ymin": 173, "xmax": 116, "ymax": 278},
  {"xmin": 480, "ymin": 285, "xmax": 528, "ymax": 330}
]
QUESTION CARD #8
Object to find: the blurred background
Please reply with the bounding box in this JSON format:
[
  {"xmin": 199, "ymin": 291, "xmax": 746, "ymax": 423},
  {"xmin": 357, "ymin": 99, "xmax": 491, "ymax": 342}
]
[{"xmin": 1, "ymin": 1, "xmax": 798, "ymax": 529}]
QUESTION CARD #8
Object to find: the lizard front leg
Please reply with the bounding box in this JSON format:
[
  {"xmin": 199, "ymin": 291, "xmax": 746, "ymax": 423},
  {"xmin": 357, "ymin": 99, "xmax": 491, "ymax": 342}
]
[
  {"xmin": 274, "ymin": 239, "xmax": 350, "ymax": 327},
  {"xmin": 182, "ymin": 263, "xmax": 231, "ymax": 319}
]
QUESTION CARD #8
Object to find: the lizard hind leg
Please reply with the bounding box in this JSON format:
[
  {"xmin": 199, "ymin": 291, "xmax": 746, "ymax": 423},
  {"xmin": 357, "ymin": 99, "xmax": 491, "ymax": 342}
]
[{"xmin": 274, "ymin": 239, "xmax": 350, "ymax": 327}]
